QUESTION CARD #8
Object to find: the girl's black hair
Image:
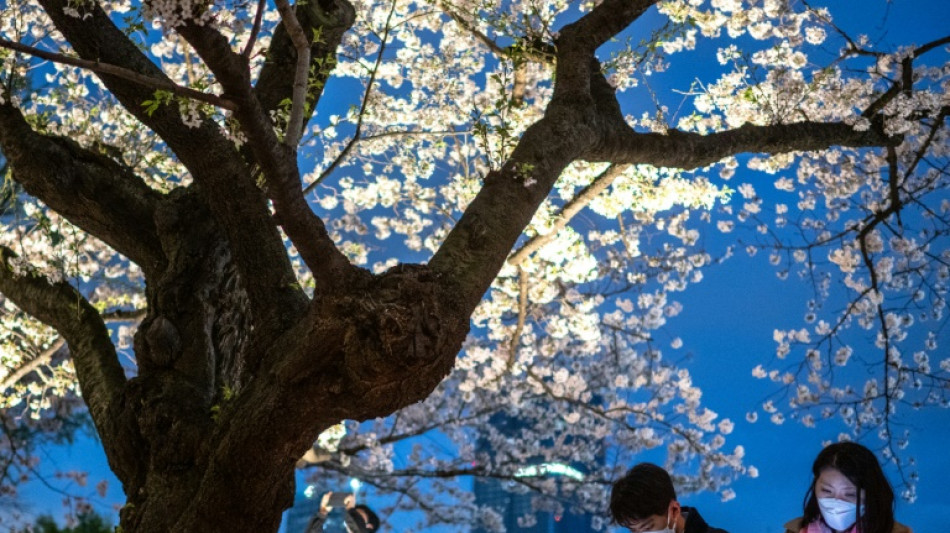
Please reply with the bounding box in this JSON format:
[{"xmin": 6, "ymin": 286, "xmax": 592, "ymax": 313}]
[{"xmin": 801, "ymin": 442, "xmax": 895, "ymax": 533}]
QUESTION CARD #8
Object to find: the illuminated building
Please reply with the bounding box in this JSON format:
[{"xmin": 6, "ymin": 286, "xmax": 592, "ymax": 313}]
[
  {"xmin": 472, "ymin": 462, "xmax": 596, "ymax": 533},
  {"xmin": 471, "ymin": 414, "xmax": 600, "ymax": 532}
]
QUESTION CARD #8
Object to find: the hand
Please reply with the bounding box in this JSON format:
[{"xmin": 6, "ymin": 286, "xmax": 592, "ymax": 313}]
[
  {"xmin": 320, "ymin": 491, "xmax": 356, "ymax": 513},
  {"xmin": 319, "ymin": 491, "xmax": 332, "ymax": 516}
]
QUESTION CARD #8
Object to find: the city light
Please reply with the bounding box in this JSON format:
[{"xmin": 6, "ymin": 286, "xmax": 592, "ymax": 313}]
[{"xmin": 513, "ymin": 462, "xmax": 584, "ymax": 481}]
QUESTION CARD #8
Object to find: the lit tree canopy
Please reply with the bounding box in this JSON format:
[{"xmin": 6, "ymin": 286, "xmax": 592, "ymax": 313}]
[{"xmin": 0, "ymin": 0, "xmax": 947, "ymax": 530}]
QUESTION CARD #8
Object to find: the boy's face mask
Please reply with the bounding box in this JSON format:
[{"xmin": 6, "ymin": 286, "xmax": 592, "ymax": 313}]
[
  {"xmin": 626, "ymin": 505, "xmax": 676, "ymax": 533},
  {"xmin": 639, "ymin": 510, "xmax": 674, "ymax": 533}
]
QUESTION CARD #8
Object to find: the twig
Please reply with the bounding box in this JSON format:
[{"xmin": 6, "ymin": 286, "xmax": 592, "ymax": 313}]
[
  {"xmin": 0, "ymin": 338, "xmax": 65, "ymax": 391},
  {"xmin": 506, "ymin": 267, "xmax": 528, "ymax": 370},
  {"xmin": 886, "ymin": 146, "xmax": 903, "ymax": 228},
  {"xmin": 0, "ymin": 307, "xmax": 144, "ymax": 391},
  {"xmin": 0, "ymin": 38, "xmax": 236, "ymax": 110},
  {"xmin": 242, "ymin": 0, "xmax": 268, "ymax": 60},
  {"xmin": 439, "ymin": 0, "xmax": 506, "ymax": 57},
  {"xmin": 274, "ymin": 0, "xmax": 311, "ymax": 148},
  {"xmin": 303, "ymin": 0, "xmax": 399, "ymax": 193},
  {"xmin": 361, "ymin": 128, "xmax": 467, "ymax": 141},
  {"xmin": 507, "ymin": 164, "xmax": 628, "ymax": 267}
]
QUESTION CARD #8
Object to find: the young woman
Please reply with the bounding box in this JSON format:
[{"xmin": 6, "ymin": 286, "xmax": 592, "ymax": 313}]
[{"xmin": 783, "ymin": 442, "xmax": 912, "ymax": 533}]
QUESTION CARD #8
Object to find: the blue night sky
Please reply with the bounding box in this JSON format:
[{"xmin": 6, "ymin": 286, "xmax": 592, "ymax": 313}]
[{"xmin": 7, "ymin": 0, "xmax": 950, "ymax": 532}]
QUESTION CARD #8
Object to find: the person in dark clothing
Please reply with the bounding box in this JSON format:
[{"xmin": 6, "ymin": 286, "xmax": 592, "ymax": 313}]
[
  {"xmin": 304, "ymin": 492, "xmax": 381, "ymax": 533},
  {"xmin": 609, "ymin": 463, "xmax": 729, "ymax": 533}
]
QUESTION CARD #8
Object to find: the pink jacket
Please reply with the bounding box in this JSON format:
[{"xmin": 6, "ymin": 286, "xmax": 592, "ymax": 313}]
[{"xmin": 783, "ymin": 517, "xmax": 912, "ymax": 533}]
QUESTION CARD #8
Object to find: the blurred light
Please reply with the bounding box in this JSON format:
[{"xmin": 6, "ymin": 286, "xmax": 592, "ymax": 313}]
[
  {"xmin": 349, "ymin": 478, "xmax": 362, "ymax": 492},
  {"xmin": 514, "ymin": 462, "xmax": 584, "ymax": 481},
  {"xmin": 304, "ymin": 485, "xmax": 316, "ymax": 498}
]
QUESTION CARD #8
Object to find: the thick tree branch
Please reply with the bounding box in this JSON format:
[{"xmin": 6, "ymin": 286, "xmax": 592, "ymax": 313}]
[
  {"xmin": 0, "ymin": 38, "xmax": 236, "ymax": 110},
  {"xmin": 177, "ymin": 17, "xmax": 354, "ymax": 293},
  {"xmin": 0, "ymin": 95, "xmax": 166, "ymax": 274},
  {"xmin": 559, "ymin": 0, "xmax": 658, "ymax": 53},
  {"xmin": 0, "ymin": 247, "xmax": 132, "ymax": 472},
  {"xmin": 430, "ymin": 0, "xmax": 894, "ymax": 331},
  {"xmin": 430, "ymin": 105, "xmax": 595, "ymax": 315},
  {"xmin": 34, "ymin": 0, "xmax": 241, "ymax": 162},
  {"xmin": 430, "ymin": 7, "xmax": 654, "ymax": 315},
  {"xmin": 554, "ymin": 0, "xmax": 658, "ymax": 99},
  {"xmin": 593, "ymin": 120, "xmax": 896, "ymax": 170}
]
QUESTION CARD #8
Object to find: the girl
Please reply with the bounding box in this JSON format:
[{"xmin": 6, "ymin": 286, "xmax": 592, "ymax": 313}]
[{"xmin": 783, "ymin": 442, "xmax": 911, "ymax": 533}]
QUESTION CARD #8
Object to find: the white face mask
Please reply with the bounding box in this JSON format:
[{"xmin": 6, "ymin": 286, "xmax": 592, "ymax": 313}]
[{"xmin": 817, "ymin": 497, "xmax": 862, "ymax": 531}]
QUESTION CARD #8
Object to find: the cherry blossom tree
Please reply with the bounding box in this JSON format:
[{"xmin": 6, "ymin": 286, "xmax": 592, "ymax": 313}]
[{"xmin": 0, "ymin": 0, "xmax": 946, "ymax": 531}]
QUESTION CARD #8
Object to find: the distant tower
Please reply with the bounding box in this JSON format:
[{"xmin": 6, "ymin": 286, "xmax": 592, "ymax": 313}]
[
  {"xmin": 471, "ymin": 463, "xmax": 596, "ymax": 533},
  {"xmin": 471, "ymin": 413, "xmax": 599, "ymax": 533}
]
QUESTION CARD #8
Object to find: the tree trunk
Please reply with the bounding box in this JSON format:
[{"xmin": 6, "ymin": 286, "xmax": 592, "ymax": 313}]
[{"xmin": 96, "ymin": 187, "xmax": 469, "ymax": 532}]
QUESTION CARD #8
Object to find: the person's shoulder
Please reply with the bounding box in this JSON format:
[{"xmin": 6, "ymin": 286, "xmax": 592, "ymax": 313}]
[
  {"xmin": 681, "ymin": 506, "xmax": 726, "ymax": 533},
  {"xmin": 303, "ymin": 514, "xmax": 325, "ymax": 533},
  {"xmin": 781, "ymin": 516, "xmax": 803, "ymax": 533}
]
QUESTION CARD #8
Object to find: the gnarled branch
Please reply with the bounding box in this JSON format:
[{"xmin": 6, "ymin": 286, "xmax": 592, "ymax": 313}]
[
  {"xmin": 0, "ymin": 246, "xmax": 137, "ymax": 482},
  {"xmin": 36, "ymin": 0, "xmax": 307, "ymax": 360},
  {"xmin": 0, "ymin": 95, "xmax": 166, "ymax": 274}
]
